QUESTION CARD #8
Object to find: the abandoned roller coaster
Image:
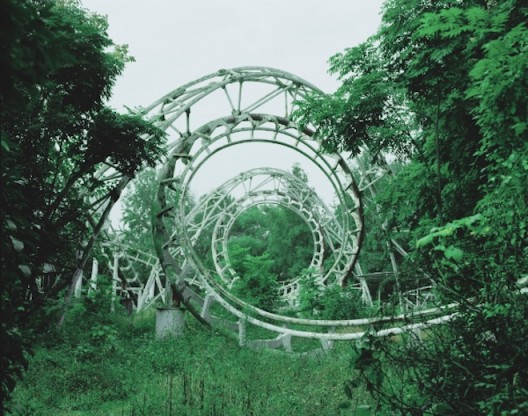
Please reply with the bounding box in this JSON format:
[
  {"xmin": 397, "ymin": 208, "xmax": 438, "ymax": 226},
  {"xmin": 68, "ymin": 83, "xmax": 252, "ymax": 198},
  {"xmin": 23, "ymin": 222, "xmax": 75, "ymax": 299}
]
[{"xmin": 79, "ymin": 67, "xmax": 467, "ymax": 352}]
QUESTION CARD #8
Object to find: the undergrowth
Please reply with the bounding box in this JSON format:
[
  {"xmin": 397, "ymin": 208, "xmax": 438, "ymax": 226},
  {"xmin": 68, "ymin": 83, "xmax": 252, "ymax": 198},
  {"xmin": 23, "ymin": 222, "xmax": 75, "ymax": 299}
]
[{"xmin": 7, "ymin": 300, "xmax": 372, "ymax": 415}]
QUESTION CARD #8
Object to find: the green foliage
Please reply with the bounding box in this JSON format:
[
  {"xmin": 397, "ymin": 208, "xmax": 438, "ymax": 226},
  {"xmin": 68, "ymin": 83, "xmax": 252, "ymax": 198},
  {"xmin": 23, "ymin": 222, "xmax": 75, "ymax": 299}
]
[
  {"xmin": 121, "ymin": 168, "xmax": 159, "ymax": 254},
  {"xmin": 121, "ymin": 168, "xmax": 196, "ymax": 259},
  {"xmin": 264, "ymin": 204, "xmax": 314, "ymax": 279},
  {"xmin": 3, "ymin": 0, "xmax": 527, "ymax": 413},
  {"xmin": 350, "ymin": 282, "xmax": 528, "ymax": 414},
  {"xmin": 231, "ymin": 253, "xmax": 280, "ymax": 311},
  {"xmin": 7, "ymin": 312, "xmax": 372, "ymax": 415},
  {"xmin": 228, "ymin": 202, "xmax": 313, "ymax": 282},
  {"xmin": 223, "ymin": 165, "xmax": 316, "ymax": 311},
  {"xmin": 1, "ymin": 0, "xmax": 165, "ymax": 407},
  {"xmin": 318, "ymin": 285, "xmax": 366, "ymax": 320},
  {"xmin": 294, "ymin": 41, "xmax": 416, "ymax": 161},
  {"xmin": 298, "ymin": 272, "xmax": 369, "ymax": 320},
  {"xmin": 296, "ymin": 0, "xmax": 528, "ymax": 413}
]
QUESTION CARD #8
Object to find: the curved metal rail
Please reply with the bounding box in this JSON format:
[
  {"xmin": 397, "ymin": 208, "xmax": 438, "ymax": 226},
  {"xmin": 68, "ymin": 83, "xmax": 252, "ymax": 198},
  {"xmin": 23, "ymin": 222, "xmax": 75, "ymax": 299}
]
[{"xmin": 90, "ymin": 67, "xmax": 450, "ymax": 352}]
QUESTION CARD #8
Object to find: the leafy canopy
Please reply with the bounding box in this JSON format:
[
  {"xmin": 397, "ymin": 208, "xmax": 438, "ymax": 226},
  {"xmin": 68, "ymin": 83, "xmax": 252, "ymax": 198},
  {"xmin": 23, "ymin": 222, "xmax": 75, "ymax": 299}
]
[
  {"xmin": 295, "ymin": 0, "xmax": 527, "ymax": 413},
  {"xmin": 1, "ymin": 0, "xmax": 165, "ymax": 407}
]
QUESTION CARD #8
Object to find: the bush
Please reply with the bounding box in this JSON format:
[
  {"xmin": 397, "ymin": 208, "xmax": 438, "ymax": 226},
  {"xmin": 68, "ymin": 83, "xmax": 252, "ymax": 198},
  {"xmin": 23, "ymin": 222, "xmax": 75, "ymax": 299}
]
[{"xmin": 299, "ymin": 274, "xmax": 369, "ymax": 319}]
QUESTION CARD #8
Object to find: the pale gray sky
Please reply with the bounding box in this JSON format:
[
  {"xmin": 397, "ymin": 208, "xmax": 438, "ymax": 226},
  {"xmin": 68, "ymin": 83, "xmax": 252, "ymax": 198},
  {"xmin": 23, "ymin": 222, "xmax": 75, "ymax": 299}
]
[
  {"xmin": 80, "ymin": 0, "xmax": 385, "ymax": 223},
  {"xmin": 82, "ymin": 0, "xmax": 384, "ymax": 109}
]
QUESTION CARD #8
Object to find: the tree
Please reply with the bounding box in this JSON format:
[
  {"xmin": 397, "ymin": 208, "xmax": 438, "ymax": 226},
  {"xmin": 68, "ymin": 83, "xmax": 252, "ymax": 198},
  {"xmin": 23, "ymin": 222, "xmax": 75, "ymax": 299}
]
[
  {"xmin": 230, "ymin": 250, "xmax": 280, "ymax": 312},
  {"xmin": 121, "ymin": 167, "xmax": 159, "ymax": 255},
  {"xmin": 298, "ymin": 274, "xmax": 366, "ymax": 320},
  {"xmin": 227, "ymin": 173, "xmax": 314, "ymax": 281},
  {"xmin": 264, "ymin": 205, "xmax": 314, "ymax": 279},
  {"xmin": 0, "ymin": 0, "xmax": 165, "ymax": 408},
  {"xmin": 296, "ymin": 0, "xmax": 527, "ymax": 413},
  {"xmin": 227, "ymin": 206, "xmax": 281, "ymax": 311},
  {"xmin": 223, "ymin": 165, "xmax": 316, "ymax": 310}
]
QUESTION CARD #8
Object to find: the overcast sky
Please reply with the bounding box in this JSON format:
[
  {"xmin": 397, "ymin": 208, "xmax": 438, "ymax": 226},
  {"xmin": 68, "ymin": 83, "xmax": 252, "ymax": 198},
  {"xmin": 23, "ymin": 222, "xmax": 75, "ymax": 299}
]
[
  {"xmin": 82, "ymin": 0, "xmax": 384, "ymax": 109},
  {"xmin": 80, "ymin": 0, "xmax": 385, "ymax": 222}
]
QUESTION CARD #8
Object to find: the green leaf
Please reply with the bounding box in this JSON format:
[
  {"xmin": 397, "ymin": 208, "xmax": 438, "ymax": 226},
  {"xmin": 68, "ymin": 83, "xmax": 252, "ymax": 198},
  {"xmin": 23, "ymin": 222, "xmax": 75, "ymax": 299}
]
[
  {"xmin": 416, "ymin": 234, "xmax": 435, "ymax": 247},
  {"xmin": 513, "ymin": 122, "xmax": 526, "ymax": 136},
  {"xmin": 18, "ymin": 265, "xmax": 31, "ymax": 277},
  {"xmin": 444, "ymin": 246, "xmax": 463, "ymax": 262},
  {"xmin": 1, "ymin": 138, "xmax": 10, "ymax": 151},
  {"xmin": 10, "ymin": 236, "xmax": 24, "ymax": 252}
]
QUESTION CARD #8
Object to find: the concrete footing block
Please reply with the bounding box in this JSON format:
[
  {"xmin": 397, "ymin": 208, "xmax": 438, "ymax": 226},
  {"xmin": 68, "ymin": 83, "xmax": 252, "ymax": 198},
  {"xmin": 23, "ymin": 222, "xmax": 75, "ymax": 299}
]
[{"xmin": 156, "ymin": 307, "xmax": 185, "ymax": 339}]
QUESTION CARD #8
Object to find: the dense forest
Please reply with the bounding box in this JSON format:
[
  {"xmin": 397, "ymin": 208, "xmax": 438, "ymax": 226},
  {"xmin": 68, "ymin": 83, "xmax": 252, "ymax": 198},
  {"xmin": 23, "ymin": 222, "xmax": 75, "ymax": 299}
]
[{"xmin": 1, "ymin": 0, "xmax": 527, "ymax": 415}]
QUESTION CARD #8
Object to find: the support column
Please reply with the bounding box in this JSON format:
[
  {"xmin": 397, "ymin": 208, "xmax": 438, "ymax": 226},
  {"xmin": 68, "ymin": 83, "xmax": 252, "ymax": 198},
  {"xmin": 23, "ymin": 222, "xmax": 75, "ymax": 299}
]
[
  {"xmin": 89, "ymin": 258, "xmax": 98, "ymax": 294},
  {"xmin": 238, "ymin": 317, "xmax": 247, "ymax": 347},
  {"xmin": 156, "ymin": 308, "xmax": 185, "ymax": 339},
  {"xmin": 74, "ymin": 270, "xmax": 83, "ymax": 298},
  {"xmin": 74, "ymin": 251, "xmax": 83, "ymax": 298},
  {"xmin": 111, "ymin": 252, "xmax": 118, "ymax": 312}
]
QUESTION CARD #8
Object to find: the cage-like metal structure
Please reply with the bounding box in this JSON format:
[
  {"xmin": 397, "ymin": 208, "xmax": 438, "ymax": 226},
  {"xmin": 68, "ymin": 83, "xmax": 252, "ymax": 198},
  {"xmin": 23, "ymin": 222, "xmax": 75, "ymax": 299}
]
[{"xmin": 92, "ymin": 67, "xmax": 452, "ymax": 352}]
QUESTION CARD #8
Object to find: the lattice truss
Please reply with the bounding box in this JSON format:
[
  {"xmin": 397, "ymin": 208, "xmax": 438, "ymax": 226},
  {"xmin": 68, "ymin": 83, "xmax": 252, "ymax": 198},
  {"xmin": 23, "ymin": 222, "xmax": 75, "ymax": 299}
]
[{"xmin": 91, "ymin": 68, "xmax": 448, "ymax": 351}]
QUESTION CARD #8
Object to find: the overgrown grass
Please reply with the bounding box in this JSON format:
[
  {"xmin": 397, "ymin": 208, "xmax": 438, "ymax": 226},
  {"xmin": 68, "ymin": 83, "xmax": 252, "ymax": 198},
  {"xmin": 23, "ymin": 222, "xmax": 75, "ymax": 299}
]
[{"xmin": 7, "ymin": 304, "xmax": 372, "ymax": 415}]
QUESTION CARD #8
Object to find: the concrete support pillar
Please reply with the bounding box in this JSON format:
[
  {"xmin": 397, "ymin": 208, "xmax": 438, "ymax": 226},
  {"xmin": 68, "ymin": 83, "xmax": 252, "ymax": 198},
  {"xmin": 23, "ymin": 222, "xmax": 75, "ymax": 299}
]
[
  {"xmin": 238, "ymin": 317, "xmax": 247, "ymax": 347},
  {"xmin": 111, "ymin": 252, "xmax": 118, "ymax": 312},
  {"xmin": 201, "ymin": 294, "xmax": 215, "ymax": 321},
  {"xmin": 156, "ymin": 308, "xmax": 185, "ymax": 339},
  {"xmin": 321, "ymin": 327, "xmax": 335, "ymax": 352},
  {"xmin": 281, "ymin": 333, "xmax": 292, "ymax": 352},
  {"xmin": 89, "ymin": 258, "xmax": 98, "ymax": 294},
  {"xmin": 74, "ymin": 270, "xmax": 83, "ymax": 298}
]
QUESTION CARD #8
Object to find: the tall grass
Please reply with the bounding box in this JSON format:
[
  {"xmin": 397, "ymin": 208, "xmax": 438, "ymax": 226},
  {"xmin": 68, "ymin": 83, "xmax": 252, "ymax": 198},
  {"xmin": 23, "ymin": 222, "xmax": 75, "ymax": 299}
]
[{"xmin": 7, "ymin": 305, "xmax": 372, "ymax": 415}]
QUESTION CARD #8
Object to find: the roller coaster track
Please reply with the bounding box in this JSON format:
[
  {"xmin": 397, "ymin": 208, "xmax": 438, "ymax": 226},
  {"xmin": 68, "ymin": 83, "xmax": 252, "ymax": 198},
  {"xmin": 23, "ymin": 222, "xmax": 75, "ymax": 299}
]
[{"xmin": 91, "ymin": 67, "xmax": 501, "ymax": 352}]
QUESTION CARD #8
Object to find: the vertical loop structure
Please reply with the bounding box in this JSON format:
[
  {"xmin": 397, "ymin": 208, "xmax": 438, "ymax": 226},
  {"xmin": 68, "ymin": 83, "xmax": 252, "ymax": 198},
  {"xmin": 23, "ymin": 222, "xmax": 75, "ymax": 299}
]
[{"xmin": 97, "ymin": 67, "xmax": 455, "ymax": 351}]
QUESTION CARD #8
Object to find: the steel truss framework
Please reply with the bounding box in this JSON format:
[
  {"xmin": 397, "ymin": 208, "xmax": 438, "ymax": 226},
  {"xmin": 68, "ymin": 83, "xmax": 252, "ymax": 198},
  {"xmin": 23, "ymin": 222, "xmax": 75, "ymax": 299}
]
[
  {"xmin": 207, "ymin": 167, "xmax": 371, "ymax": 305},
  {"xmin": 92, "ymin": 67, "xmax": 452, "ymax": 352}
]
